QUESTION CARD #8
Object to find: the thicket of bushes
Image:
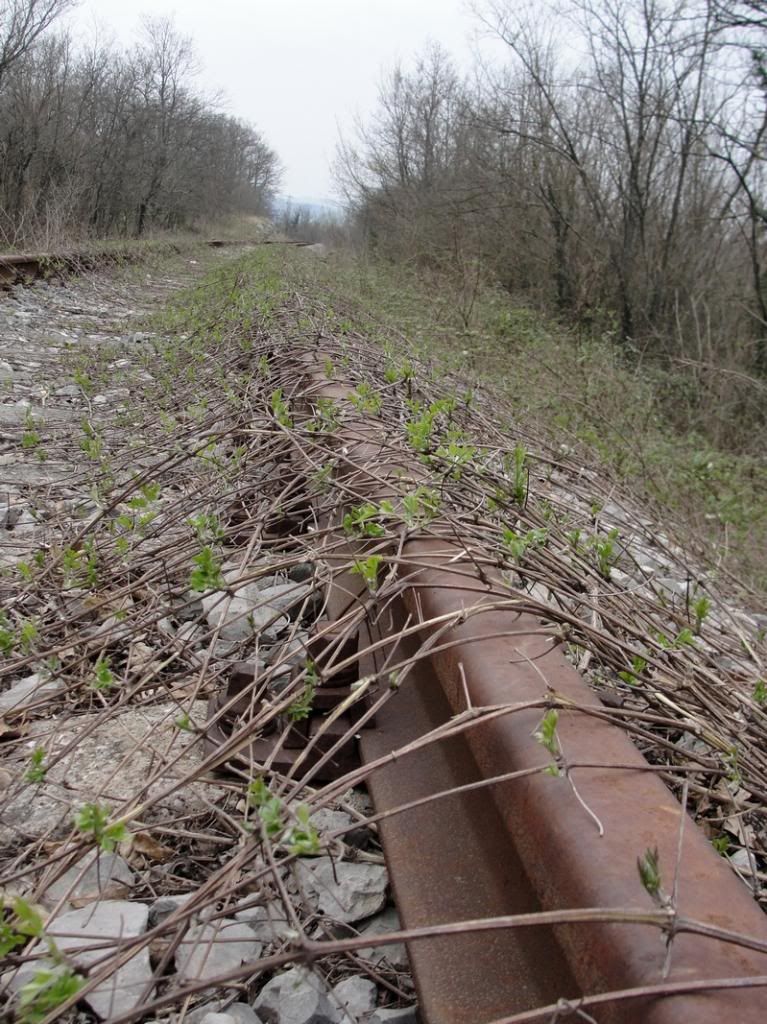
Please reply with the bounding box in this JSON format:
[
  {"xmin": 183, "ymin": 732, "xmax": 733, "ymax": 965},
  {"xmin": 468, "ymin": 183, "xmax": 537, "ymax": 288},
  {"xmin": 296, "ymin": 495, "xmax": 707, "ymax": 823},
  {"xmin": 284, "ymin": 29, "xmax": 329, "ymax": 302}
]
[
  {"xmin": 0, "ymin": 1, "xmax": 280, "ymax": 246},
  {"xmin": 337, "ymin": 0, "xmax": 767, "ymax": 458}
]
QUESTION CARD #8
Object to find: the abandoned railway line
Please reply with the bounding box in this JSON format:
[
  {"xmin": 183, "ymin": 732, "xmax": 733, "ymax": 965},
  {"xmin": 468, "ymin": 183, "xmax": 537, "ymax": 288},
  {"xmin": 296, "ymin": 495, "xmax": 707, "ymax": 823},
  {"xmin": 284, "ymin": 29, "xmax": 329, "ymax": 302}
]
[{"xmin": 1, "ymin": 244, "xmax": 767, "ymax": 1024}]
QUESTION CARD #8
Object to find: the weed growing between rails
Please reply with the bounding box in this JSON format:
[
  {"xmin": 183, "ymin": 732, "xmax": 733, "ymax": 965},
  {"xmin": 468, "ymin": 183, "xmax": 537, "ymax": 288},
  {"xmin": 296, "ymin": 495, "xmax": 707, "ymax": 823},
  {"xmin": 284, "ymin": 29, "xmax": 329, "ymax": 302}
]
[
  {"xmin": 266, "ymin": 246, "xmax": 767, "ymax": 597},
  {"xmin": 0, "ymin": 250, "xmax": 766, "ymax": 1022}
]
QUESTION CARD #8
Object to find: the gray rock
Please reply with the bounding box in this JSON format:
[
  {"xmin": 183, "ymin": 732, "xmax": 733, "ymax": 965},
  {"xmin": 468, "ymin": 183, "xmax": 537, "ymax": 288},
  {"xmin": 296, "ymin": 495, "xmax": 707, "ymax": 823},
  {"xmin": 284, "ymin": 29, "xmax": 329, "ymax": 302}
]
[
  {"xmin": 149, "ymin": 892, "xmax": 195, "ymax": 926},
  {"xmin": 0, "ymin": 359, "xmax": 13, "ymax": 384},
  {"xmin": 0, "ymin": 701, "xmax": 216, "ymax": 846},
  {"xmin": 40, "ymin": 849, "xmax": 135, "ymax": 910},
  {"xmin": 655, "ymin": 576, "xmax": 691, "ymax": 599},
  {"xmin": 176, "ymin": 919, "xmax": 262, "ymax": 981},
  {"xmin": 201, "ymin": 1015, "xmax": 239, "ymax": 1024},
  {"xmin": 176, "ymin": 591, "xmax": 204, "ymax": 621},
  {"xmin": 729, "ymin": 848, "xmax": 753, "ymax": 871},
  {"xmin": 226, "ymin": 1004, "xmax": 264, "ymax": 1024},
  {"xmin": 298, "ymin": 857, "xmax": 388, "ymax": 924},
  {"xmin": 13, "ymin": 900, "xmax": 153, "ymax": 1019},
  {"xmin": 265, "ymin": 631, "xmax": 310, "ymax": 673},
  {"xmin": 202, "ymin": 589, "xmax": 289, "ymax": 642},
  {"xmin": 289, "ymin": 562, "xmax": 315, "ymax": 583},
  {"xmin": 0, "ymin": 673, "xmax": 66, "ymax": 714},
  {"xmin": 309, "ymin": 808, "xmax": 355, "ymax": 836},
  {"xmin": 715, "ymin": 655, "xmax": 754, "ymax": 676},
  {"xmin": 234, "ymin": 901, "xmax": 294, "ymax": 943},
  {"xmin": 358, "ymin": 907, "xmax": 409, "ymax": 969},
  {"xmin": 332, "ymin": 976, "xmax": 377, "ymax": 1021},
  {"xmin": 187, "ymin": 1001, "xmax": 263, "ymax": 1024},
  {"xmin": 255, "ymin": 966, "xmax": 336, "ymax": 1024},
  {"xmin": 369, "ymin": 1007, "xmax": 418, "ymax": 1024},
  {"xmin": 258, "ymin": 582, "xmax": 311, "ymax": 618}
]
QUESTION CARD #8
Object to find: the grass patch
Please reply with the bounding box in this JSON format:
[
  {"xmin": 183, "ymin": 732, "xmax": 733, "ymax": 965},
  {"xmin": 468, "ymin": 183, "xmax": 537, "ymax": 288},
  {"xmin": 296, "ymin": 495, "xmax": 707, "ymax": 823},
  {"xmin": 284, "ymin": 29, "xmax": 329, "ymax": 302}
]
[{"xmin": 223, "ymin": 246, "xmax": 767, "ymax": 597}]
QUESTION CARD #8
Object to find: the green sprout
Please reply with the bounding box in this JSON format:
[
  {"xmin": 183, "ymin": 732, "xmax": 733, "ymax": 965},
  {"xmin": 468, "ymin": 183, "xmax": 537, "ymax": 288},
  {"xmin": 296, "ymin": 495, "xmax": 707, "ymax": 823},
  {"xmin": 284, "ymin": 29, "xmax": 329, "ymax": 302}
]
[
  {"xmin": 74, "ymin": 803, "xmax": 128, "ymax": 852},
  {"xmin": 534, "ymin": 709, "xmax": 561, "ymax": 776},
  {"xmin": 343, "ymin": 503, "xmax": 385, "ymax": 538},
  {"xmin": 351, "ymin": 554, "xmax": 383, "ymax": 591},
  {"xmin": 692, "ymin": 594, "xmax": 711, "ymax": 633},
  {"xmin": 19, "ymin": 966, "xmax": 83, "ymax": 1023},
  {"xmin": 25, "ymin": 747, "xmax": 47, "ymax": 784},
  {"xmin": 502, "ymin": 526, "xmax": 547, "ymax": 561},
  {"xmin": 637, "ymin": 847, "xmax": 663, "ymax": 901},
  {"xmin": 349, "ymin": 381, "xmax": 382, "ymax": 415},
  {"xmin": 270, "ymin": 388, "xmax": 293, "ymax": 428},
  {"xmin": 189, "ymin": 546, "xmax": 225, "ymax": 591},
  {"xmin": 91, "ymin": 657, "xmax": 114, "ymax": 691},
  {"xmin": 508, "ymin": 444, "xmax": 528, "ymax": 507},
  {"xmin": 246, "ymin": 779, "xmax": 320, "ymax": 854},
  {"xmin": 618, "ymin": 655, "xmax": 648, "ymax": 686},
  {"xmin": 590, "ymin": 528, "xmax": 620, "ymax": 579}
]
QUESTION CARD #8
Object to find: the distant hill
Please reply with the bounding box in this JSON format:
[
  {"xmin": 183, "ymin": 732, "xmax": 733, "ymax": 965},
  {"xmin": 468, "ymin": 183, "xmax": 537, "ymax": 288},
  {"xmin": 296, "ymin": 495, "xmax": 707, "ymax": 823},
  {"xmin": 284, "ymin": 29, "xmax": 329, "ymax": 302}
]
[{"xmin": 271, "ymin": 195, "xmax": 345, "ymax": 221}]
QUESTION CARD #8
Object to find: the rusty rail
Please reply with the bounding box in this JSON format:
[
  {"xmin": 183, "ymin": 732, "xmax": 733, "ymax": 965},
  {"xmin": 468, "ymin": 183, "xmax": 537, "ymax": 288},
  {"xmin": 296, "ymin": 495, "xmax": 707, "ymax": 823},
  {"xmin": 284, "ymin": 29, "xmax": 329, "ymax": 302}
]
[
  {"xmin": 0, "ymin": 239, "xmax": 313, "ymax": 288},
  {"xmin": 198, "ymin": 344, "xmax": 767, "ymax": 1022},
  {"xmin": 299, "ymin": 355, "xmax": 767, "ymax": 1023}
]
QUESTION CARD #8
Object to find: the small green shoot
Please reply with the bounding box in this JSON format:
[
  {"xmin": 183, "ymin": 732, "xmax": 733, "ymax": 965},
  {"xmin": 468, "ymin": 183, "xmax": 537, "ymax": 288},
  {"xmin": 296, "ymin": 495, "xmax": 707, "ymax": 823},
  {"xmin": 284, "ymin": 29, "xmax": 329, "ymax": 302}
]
[
  {"xmin": 508, "ymin": 444, "xmax": 528, "ymax": 507},
  {"xmin": 188, "ymin": 512, "xmax": 225, "ymax": 543},
  {"xmin": 724, "ymin": 746, "xmax": 742, "ymax": 785},
  {"xmin": 246, "ymin": 779, "xmax": 320, "ymax": 853},
  {"xmin": 189, "ymin": 546, "xmax": 225, "ymax": 591},
  {"xmin": 74, "ymin": 803, "xmax": 128, "ymax": 852},
  {"xmin": 674, "ymin": 627, "xmax": 695, "ymax": 647},
  {"xmin": 434, "ymin": 440, "xmax": 477, "ymax": 480},
  {"xmin": 0, "ymin": 896, "xmax": 43, "ymax": 956},
  {"xmin": 349, "ymin": 381, "xmax": 382, "ymax": 415},
  {"xmin": 753, "ymin": 679, "xmax": 767, "ymax": 706},
  {"xmin": 270, "ymin": 388, "xmax": 293, "ymax": 428},
  {"xmin": 637, "ymin": 846, "xmax": 663, "ymax": 902},
  {"xmin": 19, "ymin": 966, "xmax": 83, "ymax": 1024},
  {"xmin": 343, "ymin": 503, "xmax": 385, "ymax": 538},
  {"xmin": 287, "ymin": 678, "xmax": 316, "ymax": 721},
  {"xmin": 309, "ymin": 397, "xmax": 340, "ymax": 432},
  {"xmin": 712, "ymin": 835, "xmax": 730, "ymax": 854},
  {"xmin": 692, "ymin": 594, "xmax": 711, "ymax": 633},
  {"xmin": 618, "ymin": 655, "xmax": 648, "ymax": 686},
  {"xmin": 534, "ymin": 709, "xmax": 561, "ymax": 775},
  {"xmin": 0, "ymin": 612, "xmax": 14, "ymax": 655},
  {"xmin": 351, "ymin": 554, "xmax": 383, "ymax": 591},
  {"xmin": 591, "ymin": 528, "xmax": 620, "ymax": 579},
  {"xmin": 285, "ymin": 804, "xmax": 321, "ymax": 856},
  {"xmin": 25, "ymin": 747, "xmax": 47, "ymax": 784},
  {"xmin": 91, "ymin": 657, "xmax": 114, "ymax": 691},
  {"xmin": 502, "ymin": 527, "xmax": 548, "ymax": 561},
  {"xmin": 19, "ymin": 619, "xmax": 37, "ymax": 653},
  {"xmin": 402, "ymin": 486, "xmax": 440, "ymax": 527}
]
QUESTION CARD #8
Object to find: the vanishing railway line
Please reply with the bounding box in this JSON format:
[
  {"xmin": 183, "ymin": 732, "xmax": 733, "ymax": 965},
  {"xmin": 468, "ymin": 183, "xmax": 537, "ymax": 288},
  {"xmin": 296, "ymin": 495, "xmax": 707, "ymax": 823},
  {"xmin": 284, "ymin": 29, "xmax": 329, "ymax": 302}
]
[{"xmin": 1, "ymin": 245, "xmax": 766, "ymax": 1023}]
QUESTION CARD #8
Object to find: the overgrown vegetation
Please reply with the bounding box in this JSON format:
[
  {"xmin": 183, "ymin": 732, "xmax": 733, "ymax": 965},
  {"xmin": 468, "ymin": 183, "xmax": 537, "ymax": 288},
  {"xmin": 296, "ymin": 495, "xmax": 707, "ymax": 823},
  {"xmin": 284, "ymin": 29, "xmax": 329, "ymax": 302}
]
[
  {"xmin": 337, "ymin": 0, "xmax": 767, "ymax": 478},
  {"xmin": 0, "ymin": 2, "xmax": 280, "ymax": 246},
  {"xmin": 255, "ymin": 245, "xmax": 767, "ymax": 594}
]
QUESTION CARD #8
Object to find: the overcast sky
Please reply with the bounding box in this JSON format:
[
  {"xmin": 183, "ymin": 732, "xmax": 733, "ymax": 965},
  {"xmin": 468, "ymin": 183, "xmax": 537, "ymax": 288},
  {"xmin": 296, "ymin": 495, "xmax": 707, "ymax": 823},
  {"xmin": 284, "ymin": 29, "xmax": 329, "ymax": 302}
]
[{"xmin": 66, "ymin": 0, "xmax": 485, "ymax": 203}]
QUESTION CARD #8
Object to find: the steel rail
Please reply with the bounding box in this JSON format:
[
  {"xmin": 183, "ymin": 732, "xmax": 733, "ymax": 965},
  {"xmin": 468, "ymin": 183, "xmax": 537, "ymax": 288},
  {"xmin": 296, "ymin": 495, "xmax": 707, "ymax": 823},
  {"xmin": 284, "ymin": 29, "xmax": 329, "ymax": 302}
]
[{"xmin": 296, "ymin": 354, "xmax": 767, "ymax": 1024}]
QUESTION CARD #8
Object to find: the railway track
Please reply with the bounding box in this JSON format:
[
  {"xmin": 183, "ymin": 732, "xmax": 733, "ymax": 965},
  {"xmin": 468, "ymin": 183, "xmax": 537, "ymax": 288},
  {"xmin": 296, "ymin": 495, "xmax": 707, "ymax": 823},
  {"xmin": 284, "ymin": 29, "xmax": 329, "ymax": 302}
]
[
  {"xmin": 0, "ymin": 240, "xmax": 314, "ymax": 290},
  {"xmin": 1, "ymin": 248, "xmax": 767, "ymax": 1023}
]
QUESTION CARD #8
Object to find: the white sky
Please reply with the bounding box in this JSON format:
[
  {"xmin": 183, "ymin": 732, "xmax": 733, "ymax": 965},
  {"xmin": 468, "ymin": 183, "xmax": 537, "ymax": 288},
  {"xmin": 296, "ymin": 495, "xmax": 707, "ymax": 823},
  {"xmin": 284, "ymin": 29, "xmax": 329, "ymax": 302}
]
[{"xmin": 66, "ymin": 0, "xmax": 485, "ymax": 202}]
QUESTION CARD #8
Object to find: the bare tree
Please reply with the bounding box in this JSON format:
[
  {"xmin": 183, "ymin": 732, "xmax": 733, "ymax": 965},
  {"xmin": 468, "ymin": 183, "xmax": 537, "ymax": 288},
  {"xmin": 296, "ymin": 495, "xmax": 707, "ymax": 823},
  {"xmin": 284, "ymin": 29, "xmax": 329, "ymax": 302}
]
[{"xmin": 0, "ymin": 0, "xmax": 73, "ymax": 87}]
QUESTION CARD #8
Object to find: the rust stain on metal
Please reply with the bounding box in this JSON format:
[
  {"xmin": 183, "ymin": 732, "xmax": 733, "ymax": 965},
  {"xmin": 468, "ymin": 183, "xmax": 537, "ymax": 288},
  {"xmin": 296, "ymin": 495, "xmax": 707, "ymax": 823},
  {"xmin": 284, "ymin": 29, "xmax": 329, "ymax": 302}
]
[{"xmin": 208, "ymin": 355, "xmax": 767, "ymax": 1023}]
